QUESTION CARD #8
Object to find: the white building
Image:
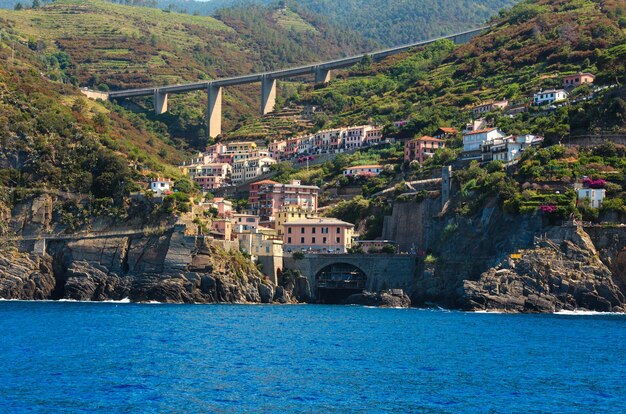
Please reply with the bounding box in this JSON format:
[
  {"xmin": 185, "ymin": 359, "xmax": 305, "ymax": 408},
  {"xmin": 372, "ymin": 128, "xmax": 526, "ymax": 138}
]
[
  {"xmin": 462, "ymin": 128, "xmax": 507, "ymax": 158},
  {"xmin": 481, "ymin": 134, "xmax": 543, "ymax": 163},
  {"xmin": 576, "ymin": 188, "xmax": 606, "ymax": 209},
  {"xmin": 342, "ymin": 165, "xmax": 384, "ymax": 176},
  {"xmin": 231, "ymin": 156, "xmax": 277, "ymax": 184},
  {"xmin": 533, "ymin": 89, "xmax": 568, "ymax": 106},
  {"xmin": 150, "ymin": 177, "xmax": 172, "ymax": 195}
]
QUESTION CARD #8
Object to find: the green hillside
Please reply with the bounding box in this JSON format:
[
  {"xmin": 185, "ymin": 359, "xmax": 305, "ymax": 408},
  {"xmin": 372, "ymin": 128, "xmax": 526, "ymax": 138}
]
[
  {"xmin": 0, "ymin": 0, "xmax": 376, "ymax": 150},
  {"xmin": 292, "ymin": 0, "xmax": 626, "ymax": 139},
  {"xmin": 0, "ymin": 31, "xmax": 187, "ymax": 218}
]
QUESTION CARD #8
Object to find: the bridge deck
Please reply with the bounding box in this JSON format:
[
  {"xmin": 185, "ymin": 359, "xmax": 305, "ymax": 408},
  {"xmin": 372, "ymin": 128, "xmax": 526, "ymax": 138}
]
[{"xmin": 107, "ymin": 26, "xmax": 489, "ymax": 99}]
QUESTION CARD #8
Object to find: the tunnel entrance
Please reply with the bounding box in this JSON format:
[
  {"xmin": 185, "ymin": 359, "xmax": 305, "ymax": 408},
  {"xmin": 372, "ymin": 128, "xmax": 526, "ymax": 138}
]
[{"xmin": 315, "ymin": 263, "xmax": 367, "ymax": 304}]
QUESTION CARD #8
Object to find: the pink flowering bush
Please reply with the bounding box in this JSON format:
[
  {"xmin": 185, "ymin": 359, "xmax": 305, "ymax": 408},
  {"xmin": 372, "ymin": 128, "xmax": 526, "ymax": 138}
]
[
  {"xmin": 539, "ymin": 204, "xmax": 557, "ymax": 213},
  {"xmin": 582, "ymin": 177, "xmax": 606, "ymax": 189}
]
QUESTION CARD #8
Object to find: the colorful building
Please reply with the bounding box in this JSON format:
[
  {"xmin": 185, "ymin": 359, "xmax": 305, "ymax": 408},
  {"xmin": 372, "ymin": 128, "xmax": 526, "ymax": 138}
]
[
  {"xmin": 404, "ymin": 136, "xmax": 446, "ymax": 163},
  {"xmin": 563, "ymin": 73, "xmax": 595, "ymax": 88},
  {"xmin": 275, "ymin": 205, "xmax": 318, "ymax": 236},
  {"xmin": 283, "ymin": 218, "xmax": 354, "ymax": 254},
  {"xmin": 233, "ymin": 214, "xmax": 260, "ymax": 232},
  {"xmin": 250, "ymin": 180, "xmax": 319, "ymax": 221}
]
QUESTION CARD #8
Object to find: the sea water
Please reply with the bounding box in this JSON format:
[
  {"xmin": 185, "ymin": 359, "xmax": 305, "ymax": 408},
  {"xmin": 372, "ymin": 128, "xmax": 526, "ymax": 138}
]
[{"xmin": 0, "ymin": 301, "xmax": 624, "ymax": 413}]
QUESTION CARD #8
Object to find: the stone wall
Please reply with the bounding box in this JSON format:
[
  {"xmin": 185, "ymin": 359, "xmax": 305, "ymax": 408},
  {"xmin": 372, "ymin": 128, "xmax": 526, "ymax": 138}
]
[{"xmin": 382, "ymin": 198, "xmax": 443, "ymax": 252}]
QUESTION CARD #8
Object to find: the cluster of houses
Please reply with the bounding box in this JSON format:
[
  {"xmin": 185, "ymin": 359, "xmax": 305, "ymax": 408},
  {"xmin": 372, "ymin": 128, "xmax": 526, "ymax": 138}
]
[
  {"xmin": 268, "ymin": 125, "xmax": 384, "ymax": 159},
  {"xmin": 177, "ymin": 124, "xmax": 384, "ymax": 192},
  {"xmin": 195, "ymin": 178, "xmax": 371, "ymax": 282},
  {"xmin": 472, "ymin": 72, "xmax": 596, "ymax": 117}
]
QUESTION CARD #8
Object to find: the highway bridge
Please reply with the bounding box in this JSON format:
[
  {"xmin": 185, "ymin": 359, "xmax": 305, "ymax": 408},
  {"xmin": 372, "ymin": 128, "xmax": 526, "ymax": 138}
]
[{"xmin": 100, "ymin": 26, "xmax": 489, "ymax": 138}]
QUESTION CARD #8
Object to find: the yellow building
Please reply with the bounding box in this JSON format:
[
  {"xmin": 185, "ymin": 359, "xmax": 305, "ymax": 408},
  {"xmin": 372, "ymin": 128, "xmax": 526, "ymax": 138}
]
[{"xmin": 275, "ymin": 205, "xmax": 318, "ymax": 236}]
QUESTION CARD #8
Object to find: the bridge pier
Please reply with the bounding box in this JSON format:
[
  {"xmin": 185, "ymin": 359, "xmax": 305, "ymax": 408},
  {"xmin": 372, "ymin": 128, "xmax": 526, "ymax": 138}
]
[
  {"xmin": 207, "ymin": 83, "xmax": 223, "ymax": 138},
  {"xmin": 314, "ymin": 68, "xmax": 331, "ymax": 84},
  {"xmin": 154, "ymin": 90, "xmax": 168, "ymax": 115},
  {"xmin": 261, "ymin": 76, "xmax": 277, "ymax": 115}
]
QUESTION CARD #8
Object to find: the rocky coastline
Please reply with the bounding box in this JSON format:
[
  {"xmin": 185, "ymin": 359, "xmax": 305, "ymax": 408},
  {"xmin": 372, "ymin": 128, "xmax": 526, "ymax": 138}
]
[{"xmin": 1, "ymin": 197, "xmax": 626, "ymax": 312}]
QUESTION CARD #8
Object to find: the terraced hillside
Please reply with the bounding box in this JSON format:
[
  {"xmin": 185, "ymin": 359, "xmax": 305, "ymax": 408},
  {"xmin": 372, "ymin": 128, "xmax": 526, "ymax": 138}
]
[
  {"xmin": 0, "ymin": 0, "xmax": 370, "ymax": 90},
  {"xmin": 291, "ymin": 0, "xmax": 626, "ymax": 139},
  {"xmin": 0, "ymin": 32, "xmax": 188, "ymax": 213}
]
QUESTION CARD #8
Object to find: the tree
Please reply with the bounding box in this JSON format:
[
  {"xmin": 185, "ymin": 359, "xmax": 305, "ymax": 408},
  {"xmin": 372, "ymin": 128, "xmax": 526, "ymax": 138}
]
[
  {"xmin": 32, "ymin": 0, "xmax": 40, "ymax": 8},
  {"xmin": 14, "ymin": 2, "xmax": 23, "ymax": 10},
  {"xmin": 381, "ymin": 244, "xmax": 396, "ymax": 254},
  {"xmin": 173, "ymin": 177, "xmax": 195, "ymax": 193}
]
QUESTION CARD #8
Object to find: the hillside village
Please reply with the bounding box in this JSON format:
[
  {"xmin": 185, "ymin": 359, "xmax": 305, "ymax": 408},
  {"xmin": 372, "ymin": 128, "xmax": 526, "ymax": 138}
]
[
  {"xmin": 127, "ymin": 69, "xmax": 621, "ymax": 284},
  {"xmin": 1, "ymin": 0, "xmax": 626, "ymax": 311}
]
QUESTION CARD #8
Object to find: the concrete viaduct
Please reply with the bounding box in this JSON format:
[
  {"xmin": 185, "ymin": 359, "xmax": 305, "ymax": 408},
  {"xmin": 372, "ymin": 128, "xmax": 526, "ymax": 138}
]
[{"xmin": 104, "ymin": 26, "xmax": 488, "ymax": 138}]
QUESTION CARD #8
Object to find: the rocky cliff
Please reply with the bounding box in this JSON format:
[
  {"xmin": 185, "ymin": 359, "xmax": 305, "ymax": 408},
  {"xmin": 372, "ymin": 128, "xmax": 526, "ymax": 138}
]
[
  {"xmin": 459, "ymin": 226, "xmax": 626, "ymax": 312},
  {"xmin": 0, "ymin": 228, "xmax": 278, "ymax": 304},
  {"xmin": 403, "ymin": 201, "xmax": 626, "ymax": 312}
]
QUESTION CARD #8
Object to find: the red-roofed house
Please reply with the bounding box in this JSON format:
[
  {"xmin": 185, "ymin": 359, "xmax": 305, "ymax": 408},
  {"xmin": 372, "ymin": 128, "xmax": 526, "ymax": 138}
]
[
  {"xmin": 404, "ymin": 136, "xmax": 446, "ymax": 164},
  {"xmin": 433, "ymin": 127, "xmax": 459, "ymax": 139}
]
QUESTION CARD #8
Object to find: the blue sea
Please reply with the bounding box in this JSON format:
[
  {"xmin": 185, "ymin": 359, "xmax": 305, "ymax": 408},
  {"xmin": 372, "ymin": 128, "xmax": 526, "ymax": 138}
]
[{"xmin": 0, "ymin": 302, "xmax": 624, "ymax": 413}]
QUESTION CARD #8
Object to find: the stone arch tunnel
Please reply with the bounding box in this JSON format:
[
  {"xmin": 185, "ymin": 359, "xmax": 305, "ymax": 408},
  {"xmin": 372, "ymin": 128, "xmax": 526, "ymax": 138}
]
[{"xmin": 284, "ymin": 254, "xmax": 418, "ymax": 303}]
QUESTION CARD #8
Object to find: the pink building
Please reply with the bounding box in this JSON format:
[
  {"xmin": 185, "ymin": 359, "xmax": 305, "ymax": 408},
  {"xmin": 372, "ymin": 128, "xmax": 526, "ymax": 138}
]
[
  {"xmin": 233, "ymin": 214, "xmax": 260, "ymax": 232},
  {"xmin": 209, "ymin": 197, "xmax": 232, "ymax": 218},
  {"xmin": 563, "ymin": 73, "xmax": 595, "ymax": 88},
  {"xmin": 283, "ymin": 218, "xmax": 354, "ymax": 254},
  {"xmin": 250, "ymin": 179, "xmax": 319, "ymax": 221},
  {"xmin": 211, "ymin": 219, "xmax": 233, "ymax": 241},
  {"xmin": 195, "ymin": 175, "xmax": 227, "ymax": 191},
  {"xmin": 404, "ymin": 136, "xmax": 446, "ymax": 163},
  {"xmin": 268, "ymin": 140, "xmax": 287, "ymax": 160}
]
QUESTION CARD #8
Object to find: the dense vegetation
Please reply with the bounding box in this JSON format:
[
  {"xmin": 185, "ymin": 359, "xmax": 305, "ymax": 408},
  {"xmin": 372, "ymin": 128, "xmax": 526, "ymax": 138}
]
[
  {"xmin": 290, "ymin": 0, "xmax": 626, "ymax": 141},
  {"xmin": 0, "ymin": 0, "xmax": 517, "ymax": 47},
  {"xmin": 0, "ymin": 33, "xmax": 186, "ymax": 219}
]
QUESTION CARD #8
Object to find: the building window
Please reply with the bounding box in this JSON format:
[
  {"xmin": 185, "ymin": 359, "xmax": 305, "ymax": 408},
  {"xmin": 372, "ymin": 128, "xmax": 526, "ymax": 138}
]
[
  {"xmin": 301, "ymin": 227, "xmax": 305, "ymax": 234},
  {"xmin": 312, "ymin": 237, "xmax": 316, "ymax": 244},
  {"xmin": 288, "ymin": 237, "xmax": 291, "ymax": 243},
  {"xmin": 288, "ymin": 227, "xmax": 292, "ymax": 234},
  {"xmin": 312, "ymin": 227, "xmax": 316, "ymax": 234},
  {"xmin": 323, "ymin": 237, "xmax": 327, "ymax": 244},
  {"xmin": 301, "ymin": 237, "xmax": 305, "ymax": 243},
  {"xmin": 336, "ymin": 237, "xmax": 340, "ymax": 243},
  {"xmin": 336, "ymin": 227, "xmax": 340, "ymax": 234}
]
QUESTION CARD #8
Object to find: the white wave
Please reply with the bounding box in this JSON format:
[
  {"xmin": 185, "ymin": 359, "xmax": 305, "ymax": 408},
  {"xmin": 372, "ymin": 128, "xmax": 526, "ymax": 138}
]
[{"xmin": 554, "ymin": 310, "xmax": 624, "ymax": 316}]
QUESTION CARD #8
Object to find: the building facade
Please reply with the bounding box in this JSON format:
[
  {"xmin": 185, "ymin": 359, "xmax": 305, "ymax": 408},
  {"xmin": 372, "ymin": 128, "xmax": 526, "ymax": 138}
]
[
  {"xmin": 533, "ymin": 89, "xmax": 568, "ymax": 106},
  {"xmin": 342, "ymin": 165, "xmax": 384, "ymax": 177},
  {"xmin": 563, "ymin": 73, "xmax": 595, "ymax": 88},
  {"xmin": 462, "ymin": 128, "xmax": 507, "ymax": 159},
  {"xmin": 251, "ymin": 180, "xmax": 319, "ymax": 221},
  {"xmin": 283, "ymin": 218, "xmax": 354, "ymax": 254},
  {"xmin": 404, "ymin": 136, "xmax": 446, "ymax": 163}
]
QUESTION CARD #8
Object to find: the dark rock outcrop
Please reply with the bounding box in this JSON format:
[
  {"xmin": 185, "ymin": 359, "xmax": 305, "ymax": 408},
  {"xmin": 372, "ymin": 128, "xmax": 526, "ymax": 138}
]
[
  {"xmin": 0, "ymin": 254, "xmax": 56, "ymax": 300},
  {"xmin": 343, "ymin": 290, "xmax": 411, "ymax": 308},
  {"xmin": 458, "ymin": 226, "xmax": 626, "ymax": 313}
]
